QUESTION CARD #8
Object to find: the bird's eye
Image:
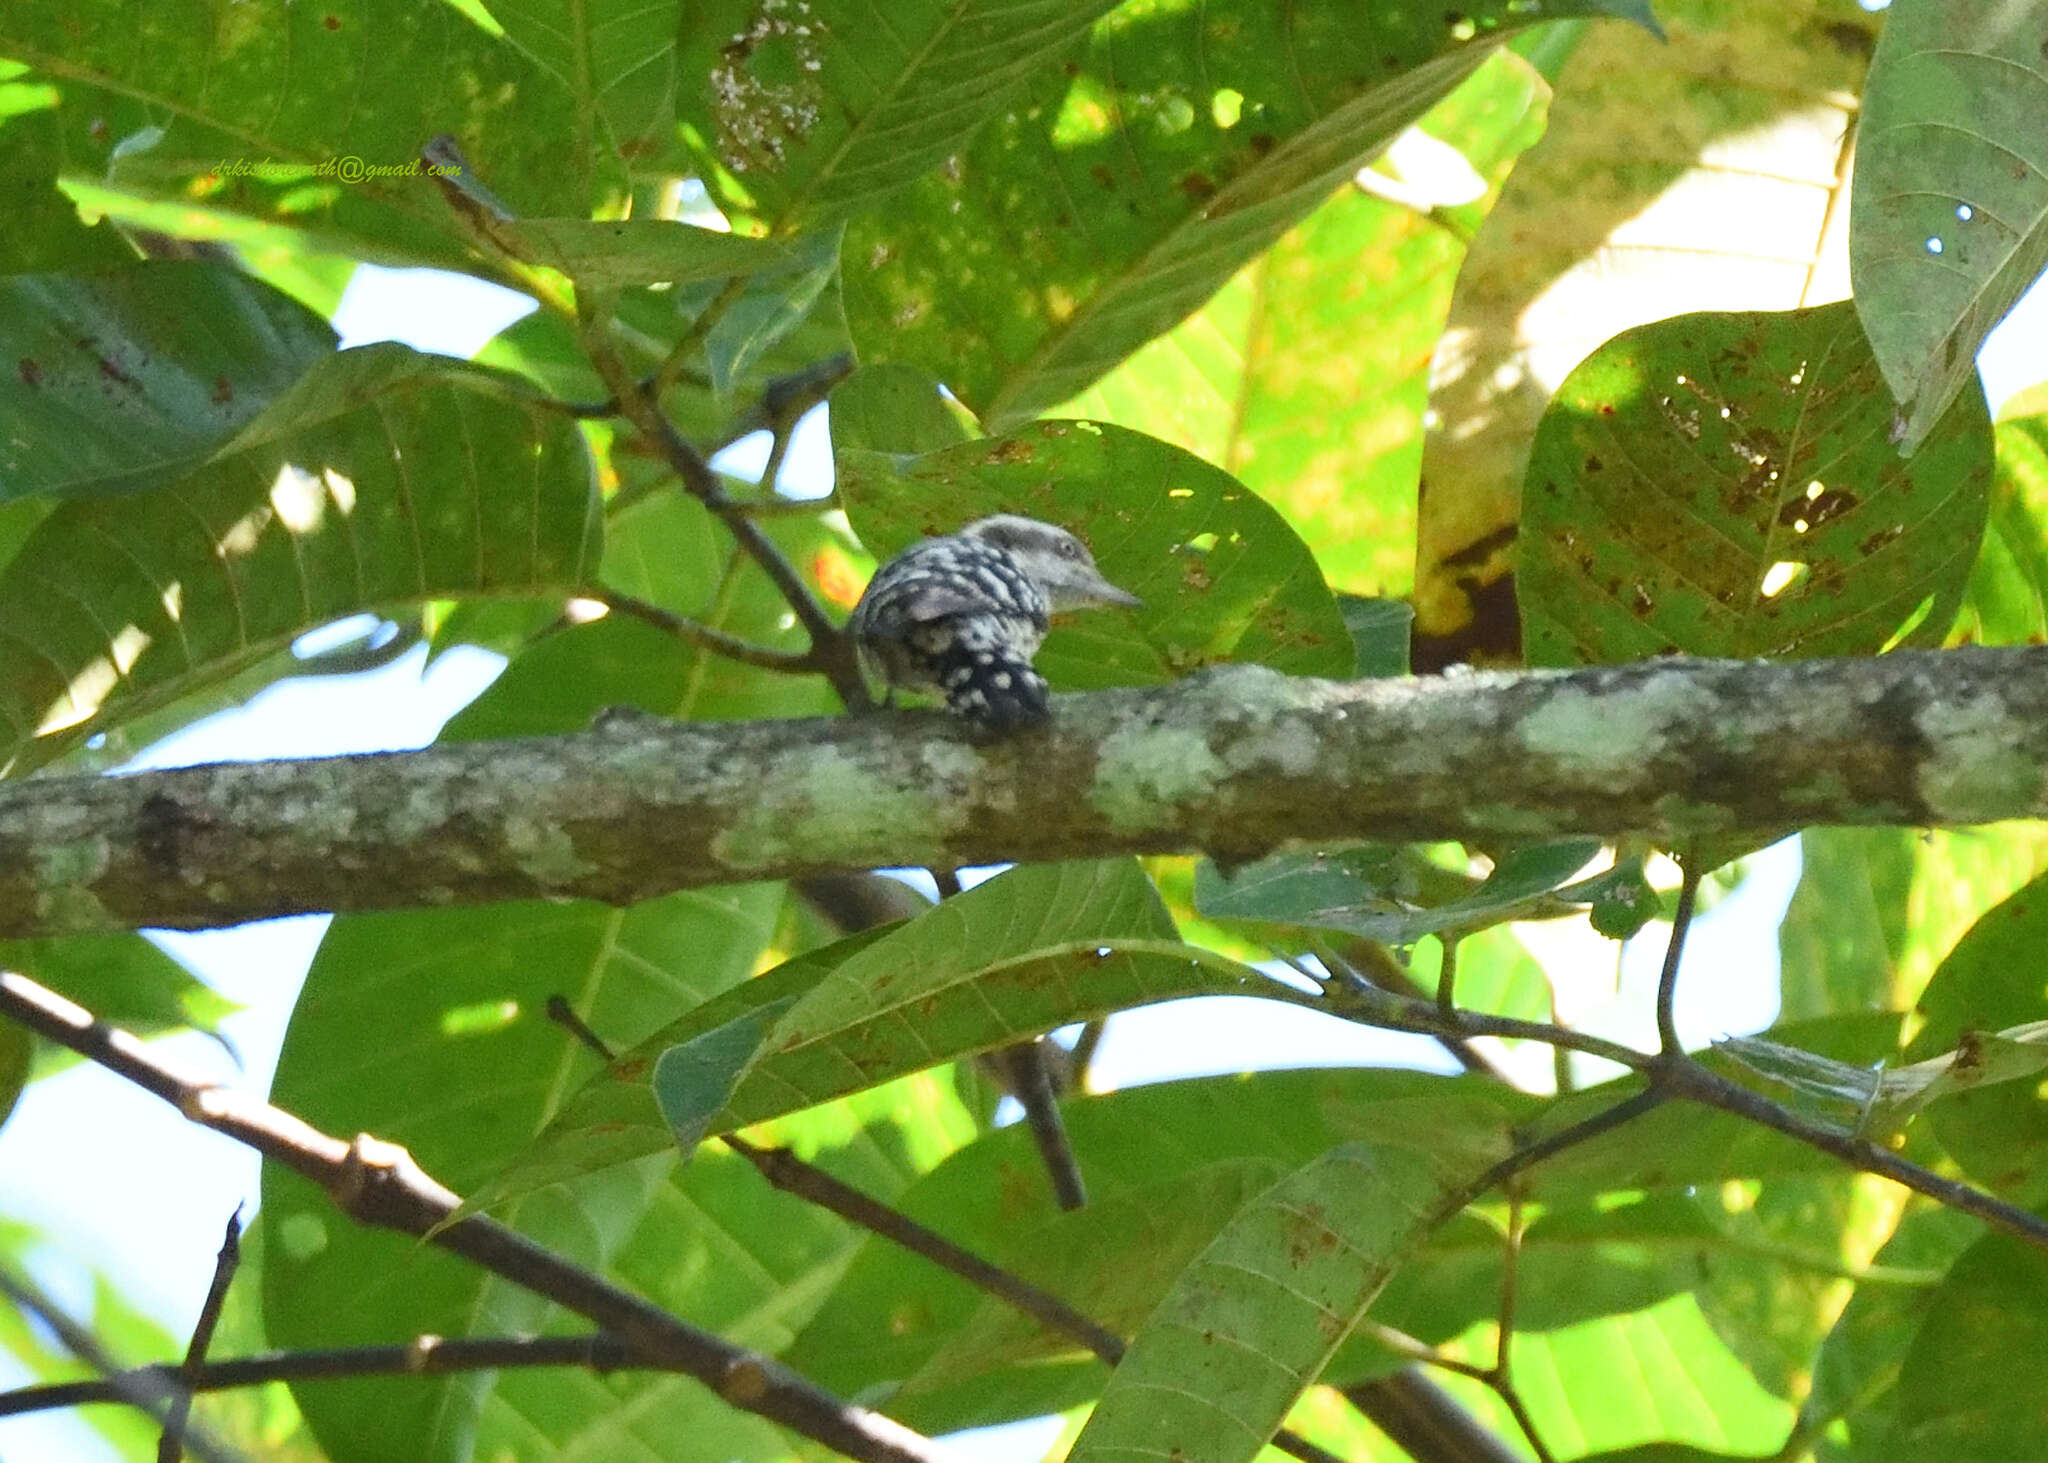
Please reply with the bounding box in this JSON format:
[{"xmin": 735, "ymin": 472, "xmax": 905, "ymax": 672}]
[{"xmin": 1058, "ymin": 539, "xmax": 1081, "ymax": 558}]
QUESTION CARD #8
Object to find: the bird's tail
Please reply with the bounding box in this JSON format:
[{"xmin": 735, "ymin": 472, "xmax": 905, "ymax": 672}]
[{"xmin": 937, "ymin": 642, "xmax": 1049, "ymax": 734}]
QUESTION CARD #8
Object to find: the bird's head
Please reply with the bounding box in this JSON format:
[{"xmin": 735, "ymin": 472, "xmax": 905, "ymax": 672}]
[{"xmin": 959, "ymin": 515, "xmax": 1143, "ymax": 612}]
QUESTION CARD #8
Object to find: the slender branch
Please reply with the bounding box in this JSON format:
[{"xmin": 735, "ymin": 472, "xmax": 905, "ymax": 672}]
[
  {"xmin": 1342, "ymin": 1372, "xmax": 1526, "ymax": 1463},
  {"xmin": 583, "ymin": 333, "xmax": 870, "ymax": 708},
  {"xmin": 1435, "ymin": 936, "xmax": 1460, "ymax": 1016},
  {"xmin": 158, "ymin": 1207, "xmax": 243, "ymax": 1463},
  {"xmin": 0, "ymin": 1264, "xmax": 246, "ymax": 1463},
  {"xmin": 1647, "ymin": 1053, "xmax": 2048, "ymax": 1251},
  {"xmin": 1486, "ymin": 1190, "xmax": 1557, "ymax": 1463},
  {"xmin": 1656, "ymin": 861, "xmax": 1702, "ymax": 1054},
  {"xmin": 0, "ymin": 1334, "xmax": 640, "ymax": 1419},
  {"xmin": 0, "ymin": 973, "xmax": 945, "ymax": 1463},
  {"xmin": 593, "ymin": 588, "xmax": 818, "ymax": 673}
]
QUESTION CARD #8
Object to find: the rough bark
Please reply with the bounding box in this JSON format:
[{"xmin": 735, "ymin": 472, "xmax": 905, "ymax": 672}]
[{"xmin": 3, "ymin": 646, "xmax": 2043, "ymax": 936}]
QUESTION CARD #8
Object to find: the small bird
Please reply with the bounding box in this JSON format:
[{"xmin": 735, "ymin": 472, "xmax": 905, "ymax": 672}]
[{"xmin": 848, "ymin": 514, "xmax": 1141, "ymax": 734}]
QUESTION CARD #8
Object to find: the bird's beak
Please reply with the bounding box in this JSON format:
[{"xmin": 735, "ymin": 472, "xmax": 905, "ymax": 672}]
[{"xmin": 1090, "ymin": 577, "xmax": 1143, "ymax": 609}]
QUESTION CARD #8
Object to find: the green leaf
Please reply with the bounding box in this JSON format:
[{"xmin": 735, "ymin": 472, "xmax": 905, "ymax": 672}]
[
  {"xmin": 0, "ymin": 932, "xmax": 230, "ymax": 1044},
  {"xmin": 483, "ymin": 0, "xmax": 681, "ymax": 167},
  {"xmin": 1067, "ymin": 1141, "xmax": 1492, "ymax": 1463},
  {"xmin": 667, "ymin": 859, "xmax": 1294, "ymax": 1140},
  {"xmin": 1893, "ymin": 1231, "xmax": 2048, "ymax": 1461},
  {"xmin": 261, "ymin": 884, "xmax": 783, "ymax": 1463},
  {"xmin": 704, "ymin": 223, "xmax": 844, "ymax": 393},
  {"xmin": 828, "ymin": 363, "xmax": 975, "ymax": 456},
  {"xmin": 0, "ymin": 262, "xmax": 337, "ymax": 500},
  {"xmin": 1056, "ymin": 48, "xmax": 1554, "ymax": 598},
  {"xmin": 1338, "ymin": 596, "xmax": 1415, "ymax": 678},
  {"xmin": 678, "ymin": 0, "xmax": 1124, "ymax": 232},
  {"xmin": 0, "ymin": 98, "xmax": 132, "ymax": 273},
  {"xmin": 1910, "ymin": 867, "xmax": 2048, "ymax": 1203},
  {"xmin": 1520, "ymin": 301, "xmax": 1994, "ymax": 665},
  {"xmin": 836, "ymin": 418, "xmax": 1353, "ymax": 683},
  {"xmin": 1849, "ymin": 0, "xmax": 2048, "ymax": 453},
  {"xmin": 1796, "ymin": 1203, "xmax": 1974, "ymax": 1456},
  {"xmin": 8, "ymin": 2, "xmax": 592, "ymax": 270},
  {"xmin": 503, "ymin": 217, "xmax": 798, "ymax": 287},
  {"xmin": 845, "ymin": 0, "xmax": 1647, "ymax": 428},
  {"xmin": 1195, "ymin": 838, "xmax": 1605, "ymax": 943},
  {"xmin": 0, "ymin": 344, "xmax": 602, "ymax": 772},
  {"xmin": 464, "ymin": 925, "xmax": 895, "ymax": 1217},
  {"xmin": 1954, "ymin": 409, "xmax": 2048, "ymax": 646}
]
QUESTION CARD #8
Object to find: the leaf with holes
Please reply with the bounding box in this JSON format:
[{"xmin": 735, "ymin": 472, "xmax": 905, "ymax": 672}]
[
  {"xmin": 678, "ymin": 0, "xmax": 1124, "ymax": 232},
  {"xmin": 262, "ymin": 880, "xmax": 786, "ymax": 1463},
  {"xmin": 835, "ymin": 406, "xmax": 1352, "ymax": 685},
  {"xmin": 0, "ymin": 344, "xmax": 600, "ymax": 773},
  {"xmin": 1850, "ymin": 0, "xmax": 2048, "ymax": 454},
  {"xmin": 1066, "ymin": 1140, "xmax": 1492, "ymax": 1463},
  {"xmin": 1519, "ymin": 301, "xmax": 1993, "ymax": 666},
  {"xmin": 845, "ymin": 0, "xmax": 1655, "ymax": 428},
  {"xmin": 664, "ymin": 859, "xmax": 1297, "ymax": 1143},
  {"xmin": 0, "ymin": 262, "xmax": 338, "ymax": 501}
]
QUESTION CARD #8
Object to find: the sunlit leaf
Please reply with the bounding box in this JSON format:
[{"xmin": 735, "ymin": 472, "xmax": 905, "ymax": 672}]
[{"xmin": 1849, "ymin": 0, "xmax": 2048, "ymax": 453}]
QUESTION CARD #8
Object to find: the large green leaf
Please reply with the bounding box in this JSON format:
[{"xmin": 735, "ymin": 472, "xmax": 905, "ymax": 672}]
[
  {"xmin": 260, "ymin": 884, "xmax": 785, "ymax": 1463},
  {"xmin": 0, "ymin": 262, "xmax": 337, "ymax": 500},
  {"xmin": 0, "ymin": 345, "xmax": 601, "ymax": 773},
  {"xmin": 834, "ymin": 397, "xmax": 1354, "ymax": 685},
  {"xmin": 1067, "ymin": 1142, "xmax": 1492, "ymax": 1463},
  {"xmin": 1519, "ymin": 301, "xmax": 1994, "ymax": 665},
  {"xmin": 5, "ymin": 0, "xmax": 590, "ymax": 270},
  {"xmin": 463, "ymin": 925, "xmax": 897, "ymax": 1217},
  {"xmin": 1795, "ymin": 1203, "xmax": 1974, "ymax": 1460},
  {"xmin": 658, "ymin": 859, "xmax": 1293, "ymax": 1143},
  {"xmin": 677, "ymin": 0, "xmax": 1123, "ymax": 233},
  {"xmin": 1849, "ymin": 0, "xmax": 2048, "ymax": 453},
  {"xmin": 1054, "ymin": 48, "xmax": 1554, "ymax": 597},
  {"xmin": 844, "ymin": 0, "xmax": 1653, "ymax": 428},
  {"xmin": 1909, "ymin": 867, "xmax": 2048, "ymax": 1205},
  {"xmin": 483, "ymin": 0, "xmax": 681, "ymax": 169},
  {"xmin": 1892, "ymin": 1232, "xmax": 2048, "ymax": 1462}
]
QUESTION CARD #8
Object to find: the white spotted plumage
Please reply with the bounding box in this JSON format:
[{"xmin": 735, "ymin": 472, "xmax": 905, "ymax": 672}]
[{"xmin": 848, "ymin": 515, "xmax": 1140, "ymax": 734}]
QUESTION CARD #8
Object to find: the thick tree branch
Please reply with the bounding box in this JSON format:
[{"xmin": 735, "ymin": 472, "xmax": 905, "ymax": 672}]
[{"xmin": 3, "ymin": 647, "xmax": 2046, "ymax": 936}]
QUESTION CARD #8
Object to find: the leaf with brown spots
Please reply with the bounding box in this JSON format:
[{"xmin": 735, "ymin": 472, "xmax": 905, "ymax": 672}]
[{"xmin": 1519, "ymin": 300, "xmax": 1993, "ymax": 665}]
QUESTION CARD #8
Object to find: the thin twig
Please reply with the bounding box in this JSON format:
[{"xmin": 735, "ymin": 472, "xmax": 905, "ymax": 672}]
[
  {"xmin": 1487, "ymin": 1189, "xmax": 1556, "ymax": 1463},
  {"xmin": 158, "ymin": 1207, "xmax": 243, "ymax": 1463},
  {"xmin": 0, "ymin": 973, "xmax": 945, "ymax": 1463},
  {"xmin": 1648, "ymin": 1053, "xmax": 2048, "ymax": 1250},
  {"xmin": 0, "ymin": 1334, "xmax": 639, "ymax": 1418},
  {"xmin": 1315, "ymin": 939, "xmax": 1509, "ymax": 1081},
  {"xmin": 1656, "ymin": 861, "xmax": 1703, "ymax": 1054},
  {"xmin": 1436, "ymin": 936, "xmax": 1460, "ymax": 1016},
  {"xmin": 0, "ymin": 1263, "xmax": 247, "ymax": 1463},
  {"xmin": 584, "ymin": 339, "xmax": 871, "ymax": 708},
  {"xmin": 593, "ymin": 588, "xmax": 818, "ymax": 672}
]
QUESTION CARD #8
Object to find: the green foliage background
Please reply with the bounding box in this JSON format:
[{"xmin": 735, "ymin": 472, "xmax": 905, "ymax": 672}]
[{"xmin": 4, "ymin": 0, "xmax": 2048, "ymax": 1460}]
